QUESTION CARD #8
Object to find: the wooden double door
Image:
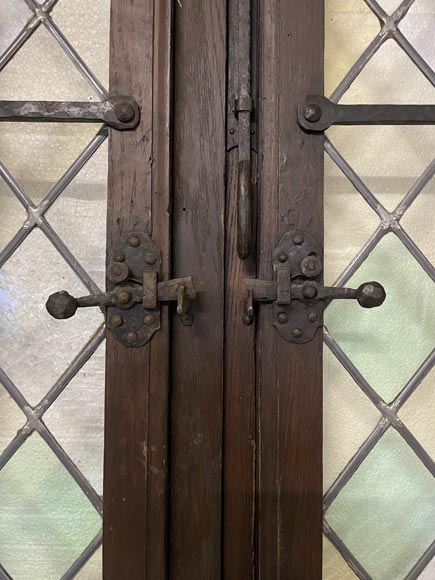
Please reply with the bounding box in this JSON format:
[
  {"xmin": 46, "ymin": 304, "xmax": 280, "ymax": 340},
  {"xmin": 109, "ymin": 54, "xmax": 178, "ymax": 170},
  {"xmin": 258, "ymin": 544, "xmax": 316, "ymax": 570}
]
[{"xmin": 104, "ymin": 1, "xmax": 323, "ymax": 578}]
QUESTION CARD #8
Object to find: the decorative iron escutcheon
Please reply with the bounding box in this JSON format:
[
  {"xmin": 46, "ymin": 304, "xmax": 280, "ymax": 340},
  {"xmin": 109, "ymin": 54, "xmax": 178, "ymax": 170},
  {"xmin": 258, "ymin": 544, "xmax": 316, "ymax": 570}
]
[
  {"xmin": 243, "ymin": 228, "xmax": 386, "ymax": 343},
  {"xmin": 46, "ymin": 232, "xmax": 196, "ymax": 347}
]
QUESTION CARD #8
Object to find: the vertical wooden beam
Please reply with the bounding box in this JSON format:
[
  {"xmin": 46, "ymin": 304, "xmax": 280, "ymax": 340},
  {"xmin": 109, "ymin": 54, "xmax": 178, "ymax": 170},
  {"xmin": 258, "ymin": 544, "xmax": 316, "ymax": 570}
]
[
  {"xmin": 170, "ymin": 2, "xmax": 226, "ymax": 579},
  {"xmin": 257, "ymin": 1, "xmax": 324, "ymax": 578},
  {"xmin": 104, "ymin": 1, "xmax": 172, "ymax": 578}
]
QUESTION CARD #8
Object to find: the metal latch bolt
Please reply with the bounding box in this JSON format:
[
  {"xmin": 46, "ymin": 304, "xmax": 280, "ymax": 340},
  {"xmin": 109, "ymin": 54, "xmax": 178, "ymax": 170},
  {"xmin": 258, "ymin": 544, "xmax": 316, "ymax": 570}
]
[
  {"xmin": 46, "ymin": 232, "xmax": 196, "ymax": 347},
  {"xmin": 243, "ymin": 228, "xmax": 386, "ymax": 343}
]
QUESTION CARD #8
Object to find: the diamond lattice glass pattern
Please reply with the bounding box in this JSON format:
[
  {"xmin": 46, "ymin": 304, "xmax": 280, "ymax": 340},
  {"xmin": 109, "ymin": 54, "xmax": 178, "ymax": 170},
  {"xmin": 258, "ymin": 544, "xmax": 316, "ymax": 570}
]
[
  {"xmin": 324, "ymin": 0, "xmax": 435, "ymax": 577},
  {"xmin": 0, "ymin": 1, "xmax": 109, "ymax": 576}
]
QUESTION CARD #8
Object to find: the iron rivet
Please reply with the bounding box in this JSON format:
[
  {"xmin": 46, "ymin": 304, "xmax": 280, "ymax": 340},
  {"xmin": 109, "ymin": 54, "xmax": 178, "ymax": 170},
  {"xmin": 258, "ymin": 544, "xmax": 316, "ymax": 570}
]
[
  {"xmin": 145, "ymin": 253, "xmax": 156, "ymax": 265},
  {"xmin": 307, "ymin": 259, "xmax": 316, "ymax": 271},
  {"xmin": 308, "ymin": 311, "xmax": 318, "ymax": 323},
  {"xmin": 277, "ymin": 311, "xmax": 289, "ymax": 324},
  {"xmin": 110, "ymin": 314, "xmax": 123, "ymax": 327},
  {"xmin": 117, "ymin": 289, "xmax": 132, "ymax": 305},
  {"xmin": 278, "ymin": 251, "xmax": 288, "ymax": 263},
  {"xmin": 114, "ymin": 102, "xmax": 135, "ymax": 123},
  {"xmin": 113, "ymin": 252, "xmax": 125, "ymax": 262},
  {"xmin": 243, "ymin": 314, "xmax": 253, "ymax": 326},
  {"xmin": 182, "ymin": 314, "xmax": 194, "ymax": 327},
  {"xmin": 304, "ymin": 104, "xmax": 322, "ymax": 123},
  {"xmin": 229, "ymin": 128, "xmax": 235, "ymax": 135},
  {"xmin": 302, "ymin": 283, "xmax": 317, "ymax": 299},
  {"xmin": 292, "ymin": 232, "xmax": 304, "ymax": 246},
  {"xmin": 292, "ymin": 328, "xmax": 303, "ymax": 339},
  {"xmin": 127, "ymin": 331, "xmax": 138, "ymax": 344},
  {"xmin": 129, "ymin": 235, "xmax": 140, "ymax": 248},
  {"xmin": 144, "ymin": 314, "xmax": 155, "ymax": 326}
]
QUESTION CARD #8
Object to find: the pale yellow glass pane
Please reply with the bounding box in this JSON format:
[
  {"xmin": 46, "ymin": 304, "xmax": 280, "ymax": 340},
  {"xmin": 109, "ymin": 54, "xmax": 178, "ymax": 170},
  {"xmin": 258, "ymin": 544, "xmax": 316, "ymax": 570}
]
[
  {"xmin": 401, "ymin": 175, "xmax": 435, "ymax": 267},
  {"xmin": 399, "ymin": 369, "xmax": 435, "ymax": 461},
  {"xmin": 46, "ymin": 139, "xmax": 108, "ymax": 288},
  {"xmin": 0, "ymin": 384, "xmax": 25, "ymax": 455},
  {"xmin": 51, "ymin": 0, "xmax": 110, "ymax": 91},
  {"xmin": 341, "ymin": 39, "xmax": 435, "ymax": 105},
  {"xmin": 325, "ymin": 0, "xmax": 380, "ymax": 98},
  {"xmin": 0, "ymin": 229, "xmax": 104, "ymax": 406},
  {"xmin": 324, "ymin": 153, "xmax": 379, "ymax": 285},
  {"xmin": 45, "ymin": 342, "xmax": 105, "ymax": 495},
  {"xmin": 75, "ymin": 547, "xmax": 102, "ymax": 580},
  {"xmin": 0, "ymin": 123, "xmax": 102, "ymax": 204},
  {"xmin": 327, "ymin": 125, "xmax": 435, "ymax": 211},
  {"xmin": 0, "ymin": 180, "xmax": 27, "ymax": 253},
  {"xmin": 322, "ymin": 536, "xmax": 358, "ymax": 580},
  {"xmin": 0, "ymin": 26, "xmax": 96, "ymax": 100},
  {"xmin": 0, "ymin": 434, "xmax": 101, "ymax": 580},
  {"xmin": 323, "ymin": 348, "xmax": 381, "ymax": 492},
  {"xmin": 0, "ymin": 0, "xmax": 32, "ymax": 56}
]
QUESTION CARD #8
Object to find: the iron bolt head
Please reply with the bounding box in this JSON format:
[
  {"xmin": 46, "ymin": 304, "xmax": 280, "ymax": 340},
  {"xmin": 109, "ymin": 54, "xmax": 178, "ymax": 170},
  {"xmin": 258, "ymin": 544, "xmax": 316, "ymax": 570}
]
[
  {"xmin": 46, "ymin": 291, "xmax": 77, "ymax": 320},
  {"xmin": 292, "ymin": 328, "xmax": 303, "ymax": 339},
  {"xmin": 114, "ymin": 102, "xmax": 136, "ymax": 123},
  {"xmin": 277, "ymin": 311, "xmax": 289, "ymax": 324},
  {"xmin": 292, "ymin": 232, "xmax": 304, "ymax": 246},
  {"xmin": 304, "ymin": 104, "xmax": 322, "ymax": 123},
  {"xmin": 117, "ymin": 289, "xmax": 132, "ymax": 305},
  {"xmin": 278, "ymin": 251, "xmax": 288, "ymax": 263},
  {"xmin": 144, "ymin": 314, "xmax": 156, "ymax": 326},
  {"xmin": 110, "ymin": 314, "xmax": 123, "ymax": 327},
  {"xmin": 356, "ymin": 281, "xmax": 386, "ymax": 308},
  {"xmin": 307, "ymin": 311, "xmax": 319, "ymax": 323},
  {"xmin": 113, "ymin": 252, "xmax": 125, "ymax": 262},
  {"xmin": 302, "ymin": 283, "xmax": 318, "ymax": 299},
  {"xmin": 107, "ymin": 261, "xmax": 129, "ymax": 283},
  {"xmin": 300, "ymin": 255, "xmax": 322, "ymax": 277},
  {"xmin": 127, "ymin": 331, "xmax": 139, "ymax": 344},
  {"xmin": 129, "ymin": 235, "xmax": 141, "ymax": 248},
  {"xmin": 145, "ymin": 252, "xmax": 157, "ymax": 265}
]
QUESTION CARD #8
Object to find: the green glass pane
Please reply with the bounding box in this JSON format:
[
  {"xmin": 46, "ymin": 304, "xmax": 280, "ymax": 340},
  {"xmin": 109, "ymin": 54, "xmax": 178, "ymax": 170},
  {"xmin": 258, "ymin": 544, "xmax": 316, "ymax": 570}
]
[
  {"xmin": 325, "ymin": 429, "xmax": 435, "ymax": 580},
  {"xmin": 325, "ymin": 234, "xmax": 435, "ymax": 402},
  {"xmin": 0, "ymin": 434, "xmax": 101, "ymax": 580}
]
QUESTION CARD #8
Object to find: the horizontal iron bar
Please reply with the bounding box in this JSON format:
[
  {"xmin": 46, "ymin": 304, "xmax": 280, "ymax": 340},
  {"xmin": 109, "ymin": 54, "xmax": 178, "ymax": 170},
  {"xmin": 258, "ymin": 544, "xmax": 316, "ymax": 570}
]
[
  {"xmin": 298, "ymin": 95, "xmax": 435, "ymax": 132},
  {"xmin": 0, "ymin": 97, "xmax": 140, "ymax": 130}
]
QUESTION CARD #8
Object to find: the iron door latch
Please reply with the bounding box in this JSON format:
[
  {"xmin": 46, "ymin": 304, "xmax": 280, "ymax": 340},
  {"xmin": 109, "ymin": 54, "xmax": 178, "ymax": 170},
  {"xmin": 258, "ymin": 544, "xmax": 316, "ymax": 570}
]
[
  {"xmin": 46, "ymin": 232, "xmax": 196, "ymax": 347},
  {"xmin": 243, "ymin": 228, "xmax": 386, "ymax": 343}
]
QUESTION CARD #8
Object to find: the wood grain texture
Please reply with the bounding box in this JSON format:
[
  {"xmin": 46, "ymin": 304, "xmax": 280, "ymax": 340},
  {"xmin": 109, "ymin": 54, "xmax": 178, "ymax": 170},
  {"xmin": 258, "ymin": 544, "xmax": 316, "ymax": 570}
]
[
  {"xmin": 104, "ymin": 1, "xmax": 172, "ymax": 578},
  {"xmin": 223, "ymin": 148, "xmax": 257, "ymax": 580},
  {"xmin": 256, "ymin": 1, "xmax": 324, "ymax": 578},
  {"xmin": 170, "ymin": 2, "xmax": 226, "ymax": 579}
]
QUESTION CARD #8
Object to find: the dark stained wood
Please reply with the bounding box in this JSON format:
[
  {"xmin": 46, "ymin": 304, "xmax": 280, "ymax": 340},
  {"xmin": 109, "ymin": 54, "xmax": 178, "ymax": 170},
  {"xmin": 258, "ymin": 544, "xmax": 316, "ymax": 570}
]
[
  {"xmin": 223, "ymin": 148, "xmax": 257, "ymax": 580},
  {"xmin": 256, "ymin": 1, "xmax": 324, "ymax": 579},
  {"xmin": 104, "ymin": 1, "xmax": 172, "ymax": 578},
  {"xmin": 169, "ymin": 2, "xmax": 226, "ymax": 579}
]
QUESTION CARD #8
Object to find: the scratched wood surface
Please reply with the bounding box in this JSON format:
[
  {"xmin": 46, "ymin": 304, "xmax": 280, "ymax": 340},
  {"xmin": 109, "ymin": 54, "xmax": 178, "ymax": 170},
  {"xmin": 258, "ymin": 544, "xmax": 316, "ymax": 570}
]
[
  {"xmin": 104, "ymin": 1, "xmax": 172, "ymax": 578},
  {"xmin": 169, "ymin": 1, "xmax": 226, "ymax": 579},
  {"xmin": 256, "ymin": 0, "xmax": 324, "ymax": 578}
]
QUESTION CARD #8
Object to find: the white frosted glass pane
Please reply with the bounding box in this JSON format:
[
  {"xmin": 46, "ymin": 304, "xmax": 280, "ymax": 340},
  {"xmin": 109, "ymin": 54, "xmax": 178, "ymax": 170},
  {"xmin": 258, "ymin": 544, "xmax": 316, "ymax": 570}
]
[
  {"xmin": 419, "ymin": 557, "xmax": 435, "ymax": 579},
  {"xmin": 323, "ymin": 348, "xmax": 380, "ymax": 492},
  {"xmin": 45, "ymin": 342, "xmax": 105, "ymax": 495},
  {"xmin": 0, "ymin": 26, "xmax": 97, "ymax": 100},
  {"xmin": 75, "ymin": 547, "xmax": 102, "ymax": 580},
  {"xmin": 52, "ymin": 0, "xmax": 110, "ymax": 91},
  {"xmin": 322, "ymin": 536, "xmax": 358, "ymax": 580},
  {"xmin": 0, "ymin": 123, "xmax": 103, "ymax": 204},
  {"xmin": 0, "ymin": 384, "xmax": 25, "ymax": 455},
  {"xmin": 0, "ymin": 0, "xmax": 32, "ymax": 56},
  {"xmin": 400, "ymin": 12, "xmax": 435, "ymax": 72},
  {"xmin": 377, "ymin": 0, "xmax": 401, "ymax": 13},
  {"xmin": 341, "ymin": 39, "xmax": 435, "ymax": 105},
  {"xmin": 0, "ymin": 229, "xmax": 104, "ymax": 406},
  {"xmin": 0, "ymin": 180, "xmax": 27, "ymax": 253},
  {"xmin": 325, "ymin": 0, "xmax": 380, "ymax": 98},
  {"xmin": 401, "ymin": 176, "xmax": 435, "ymax": 267},
  {"xmin": 0, "ymin": 434, "xmax": 101, "ymax": 580},
  {"xmin": 46, "ymin": 140, "xmax": 108, "ymax": 288},
  {"xmin": 326, "ymin": 125, "xmax": 435, "ymax": 211}
]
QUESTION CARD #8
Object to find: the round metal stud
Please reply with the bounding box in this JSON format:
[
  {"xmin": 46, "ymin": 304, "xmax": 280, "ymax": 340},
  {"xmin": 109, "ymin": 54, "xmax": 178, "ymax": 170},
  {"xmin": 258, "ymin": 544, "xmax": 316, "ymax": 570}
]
[
  {"xmin": 277, "ymin": 311, "xmax": 289, "ymax": 324},
  {"xmin": 145, "ymin": 252, "xmax": 157, "ymax": 265},
  {"xmin": 129, "ymin": 235, "xmax": 141, "ymax": 248},
  {"xmin": 292, "ymin": 328, "xmax": 303, "ymax": 339},
  {"xmin": 300, "ymin": 255, "xmax": 322, "ymax": 277},
  {"xmin": 110, "ymin": 314, "xmax": 123, "ymax": 327},
  {"xmin": 144, "ymin": 314, "xmax": 156, "ymax": 326},
  {"xmin": 303, "ymin": 104, "xmax": 322, "ymax": 123},
  {"xmin": 127, "ymin": 331, "xmax": 139, "ymax": 345},
  {"xmin": 114, "ymin": 102, "xmax": 136, "ymax": 123},
  {"xmin": 307, "ymin": 311, "xmax": 318, "ymax": 323},
  {"xmin": 302, "ymin": 282, "xmax": 318, "ymax": 299},
  {"xmin": 278, "ymin": 251, "xmax": 288, "ymax": 263},
  {"xmin": 107, "ymin": 261, "xmax": 129, "ymax": 284},
  {"xmin": 116, "ymin": 289, "xmax": 132, "ymax": 305},
  {"xmin": 292, "ymin": 232, "xmax": 304, "ymax": 246}
]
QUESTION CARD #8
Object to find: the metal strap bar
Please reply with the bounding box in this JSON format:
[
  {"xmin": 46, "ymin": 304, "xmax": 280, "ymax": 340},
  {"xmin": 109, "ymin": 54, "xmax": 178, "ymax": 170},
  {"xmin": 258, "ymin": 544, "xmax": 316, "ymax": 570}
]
[{"xmin": 0, "ymin": 98, "xmax": 140, "ymax": 130}]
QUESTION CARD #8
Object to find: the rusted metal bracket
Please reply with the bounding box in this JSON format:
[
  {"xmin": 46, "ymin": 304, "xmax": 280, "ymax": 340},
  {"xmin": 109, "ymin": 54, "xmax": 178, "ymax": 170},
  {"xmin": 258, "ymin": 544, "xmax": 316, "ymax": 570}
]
[
  {"xmin": 0, "ymin": 96, "xmax": 140, "ymax": 130},
  {"xmin": 46, "ymin": 232, "xmax": 196, "ymax": 347},
  {"xmin": 298, "ymin": 95, "xmax": 435, "ymax": 132},
  {"xmin": 243, "ymin": 228, "xmax": 386, "ymax": 343},
  {"xmin": 227, "ymin": 0, "xmax": 259, "ymax": 259}
]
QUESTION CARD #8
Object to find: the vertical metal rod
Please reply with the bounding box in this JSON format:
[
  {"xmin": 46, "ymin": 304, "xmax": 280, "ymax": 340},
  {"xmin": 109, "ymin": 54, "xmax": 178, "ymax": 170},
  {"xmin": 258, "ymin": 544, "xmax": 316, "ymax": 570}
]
[{"xmin": 237, "ymin": 0, "xmax": 252, "ymax": 259}]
